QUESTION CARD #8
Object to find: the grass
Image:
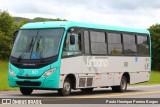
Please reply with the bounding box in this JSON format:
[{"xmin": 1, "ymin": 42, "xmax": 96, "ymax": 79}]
[
  {"xmin": 0, "ymin": 60, "xmax": 18, "ymax": 91},
  {"xmin": 0, "ymin": 60, "xmax": 160, "ymax": 91}
]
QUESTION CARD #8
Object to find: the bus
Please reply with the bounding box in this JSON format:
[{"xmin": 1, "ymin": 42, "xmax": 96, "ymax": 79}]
[{"xmin": 8, "ymin": 21, "xmax": 151, "ymax": 96}]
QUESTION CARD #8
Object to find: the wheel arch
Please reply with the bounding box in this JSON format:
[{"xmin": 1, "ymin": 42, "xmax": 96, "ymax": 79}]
[
  {"xmin": 65, "ymin": 74, "xmax": 76, "ymax": 89},
  {"xmin": 122, "ymin": 72, "xmax": 130, "ymax": 84}
]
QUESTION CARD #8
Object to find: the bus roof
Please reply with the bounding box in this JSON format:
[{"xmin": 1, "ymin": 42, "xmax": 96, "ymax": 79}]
[{"xmin": 21, "ymin": 21, "xmax": 149, "ymax": 34}]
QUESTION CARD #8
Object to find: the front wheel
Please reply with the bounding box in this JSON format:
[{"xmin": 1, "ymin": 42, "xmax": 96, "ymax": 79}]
[
  {"xmin": 112, "ymin": 76, "xmax": 127, "ymax": 92},
  {"xmin": 20, "ymin": 87, "xmax": 33, "ymax": 95},
  {"xmin": 58, "ymin": 78, "xmax": 71, "ymax": 96}
]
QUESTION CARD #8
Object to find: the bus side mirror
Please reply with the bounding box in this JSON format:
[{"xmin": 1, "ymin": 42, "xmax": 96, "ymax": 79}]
[
  {"xmin": 13, "ymin": 30, "xmax": 19, "ymax": 44},
  {"xmin": 70, "ymin": 35, "xmax": 75, "ymax": 45},
  {"xmin": 14, "ymin": 30, "xmax": 19, "ymax": 36}
]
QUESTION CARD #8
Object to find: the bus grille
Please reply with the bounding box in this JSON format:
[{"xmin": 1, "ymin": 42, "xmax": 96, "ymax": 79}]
[
  {"xmin": 16, "ymin": 81, "xmax": 41, "ymax": 86},
  {"xmin": 87, "ymin": 78, "xmax": 93, "ymax": 87},
  {"xmin": 79, "ymin": 77, "xmax": 93, "ymax": 87},
  {"xmin": 17, "ymin": 76, "xmax": 40, "ymax": 79},
  {"xmin": 79, "ymin": 78, "xmax": 86, "ymax": 87}
]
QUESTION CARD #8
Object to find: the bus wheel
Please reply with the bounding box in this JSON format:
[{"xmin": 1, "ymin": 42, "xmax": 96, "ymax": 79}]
[
  {"xmin": 58, "ymin": 78, "xmax": 71, "ymax": 96},
  {"xmin": 20, "ymin": 87, "xmax": 33, "ymax": 95},
  {"xmin": 112, "ymin": 76, "xmax": 127, "ymax": 92},
  {"xmin": 80, "ymin": 88, "xmax": 93, "ymax": 92}
]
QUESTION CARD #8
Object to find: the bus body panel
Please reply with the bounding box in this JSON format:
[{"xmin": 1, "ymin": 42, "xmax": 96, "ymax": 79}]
[{"xmin": 60, "ymin": 56, "xmax": 150, "ymax": 88}]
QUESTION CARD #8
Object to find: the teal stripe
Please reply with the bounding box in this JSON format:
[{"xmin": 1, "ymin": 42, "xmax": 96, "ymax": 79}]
[{"xmin": 21, "ymin": 21, "xmax": 149, "ymax": 34}]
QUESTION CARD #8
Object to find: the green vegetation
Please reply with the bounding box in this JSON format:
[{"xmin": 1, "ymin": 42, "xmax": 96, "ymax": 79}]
[
  {"xmin": 0, "ymin": 60, "xmax": 18, "ymax": 91},
  {"xmin": 0, "ymin": 61, "xmax": 160, "ymax": 91},
  {"xmin": 150, "ymin": 71, "xmax": 160, "ymax": 84},
  {"xmin": 14, "ymin": 17, "xmax": 67, "ymax": 22},
  {"xmin": 0, "ymin": 11, "xmax": 14, "ymax": 60},
  {"xmin": 148, "ymin": 24, "xmax": 160, "ymax": 71}
]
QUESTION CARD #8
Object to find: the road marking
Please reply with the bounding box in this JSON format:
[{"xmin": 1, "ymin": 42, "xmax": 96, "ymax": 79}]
[
  {"xmin": 70, "ymin": 90, "xmax": 160, "ymax": 98},
  {"xmin": 128, "ymin": 85, "xmax": 160, "ymax": 89}
]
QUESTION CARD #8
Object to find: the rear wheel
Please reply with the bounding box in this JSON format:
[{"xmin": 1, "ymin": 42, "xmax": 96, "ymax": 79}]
[
  {"xmin": 20, "ymin": 87, "xmax": 33, "ymax": 95},
  {"xmin": 80, "ymin": 88, "xmax": 93, "ymax": 92},
  {"xmin": 58, "ymin": 78, "xmax": 71, "ymax": 96},
  {"xmin": 112, "ymin": 76, "xmax": 127, "ymax": 92}
]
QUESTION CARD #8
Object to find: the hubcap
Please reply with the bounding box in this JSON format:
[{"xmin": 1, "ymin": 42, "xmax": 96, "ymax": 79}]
[
  {"xmin": 64, "ymin": 82, "xmax": 70, "ymax": 93},
  {"xmin": 121, "ymin": 78, "xmax": 126, "ymax": 90}
]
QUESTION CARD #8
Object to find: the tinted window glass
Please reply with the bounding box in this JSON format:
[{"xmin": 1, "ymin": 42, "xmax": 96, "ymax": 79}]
[
  {"xmin": 124, "ymin": 44, "xmax": 137, "ymax": 55},
  {"xmin": 123, "ymin": 34, "xmax": 135, "ymax": 44},
  {"xmin": 90, "ymin": 31, "xmax": 107, "ymax": 55},
  {"xmin": 108, "ymin": 33, "xmax": 122, "ymax": 55},
  {"xmin": 91, "ymin": 43, "xmax": 107, "ymax": 54},
  {"xmin": 108, "ymin": 33, "xmax": 121, "ymax": 43},
  {"xmin": 137, "ymin": 35, "xmax": 148, "ymax": 44},
  {"xmin": 123, "ymin": 34, "xmax": 137, "ymax": 55},
  {"xmin": 137, "ymin": 35, "xmax": 149, "ymax": 56},
  {"xmin": 90, "ymin": 31, "xmax": 105, "ymax": 42},
  {"xmin": 108, "ymin": 44, "xmax": 122, "ymax": 55}
]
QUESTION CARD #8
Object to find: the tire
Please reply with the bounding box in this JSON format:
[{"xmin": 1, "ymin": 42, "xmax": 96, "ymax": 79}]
[
  {"xmin": 112, "ymin": 76, "xmax": 127, "ymax": 92},
  {"xmin": 58, "ymin": 78, "xmax": 71, "ymax": 96},
  {"xmin": 20, "ymin": 87, "xmax": 33, "ymax": 95},
  {"xmin": 80, "ymin": 88, "xmax": 93, "ymax": 92}
]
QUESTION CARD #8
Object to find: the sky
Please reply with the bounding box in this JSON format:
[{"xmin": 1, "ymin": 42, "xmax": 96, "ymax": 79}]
[{"xmin": 0, "ymin": 0, "xmax": 160, "ymax": 29}]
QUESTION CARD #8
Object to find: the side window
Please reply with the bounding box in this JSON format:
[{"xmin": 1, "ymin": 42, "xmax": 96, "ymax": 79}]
[
  {"xmin": 137, "ymin": 35, "xmax": 149, "ymax": 56},
  {"xmin": 84, "ymin": 30, "xmax": 90, "ymax": 54},
  {"xmin": 123, "ymin": 34, "xmax": 137, "ymax": 55},
  {"xmin": 62, "ymin": 32, "xmax": 82, "ymax": 57},
  {"xmin": 108, "ymin": 33, "xmax": 122, "ymax": 55},
  {"xmin": 90, "ymin": 31, "xmax": 107, "ymax": 55}
]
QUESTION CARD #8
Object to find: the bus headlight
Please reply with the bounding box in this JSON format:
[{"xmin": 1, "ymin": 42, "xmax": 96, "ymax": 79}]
[
  {"xmin": 9, "ymin": 69, "xmax": 16, "ymax": 77},
  {"xmin": 42, "ymin": 68, "xmax": 56, "ymax": 77}
]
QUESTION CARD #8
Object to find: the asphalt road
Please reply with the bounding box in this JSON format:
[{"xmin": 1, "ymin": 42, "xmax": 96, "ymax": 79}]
[{"xmin": 0, "ymin": 85, "xmax": 160, "ymax": 107}]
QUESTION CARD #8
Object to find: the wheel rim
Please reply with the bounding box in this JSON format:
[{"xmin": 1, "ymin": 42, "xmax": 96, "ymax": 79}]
[
  {"xmin": 121, "ymin": 78, "xmax": 127, "ymax": 90},
  {"xmin": 64, "ymin": 82, "xmax": 70, "ymax": 93}
]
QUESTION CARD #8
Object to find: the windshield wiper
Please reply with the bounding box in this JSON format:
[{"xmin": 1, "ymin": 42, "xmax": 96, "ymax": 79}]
[
  {"xmin": 17, "ymin": 36, "xmax": 35, "ymax": 62},
  {"xmin": 35, "ymin": 36, "xmax": 45, "ymax": 62},
  {"xmin": 36, "ymin": 36, "xmax": 42, "ymax": 52}
]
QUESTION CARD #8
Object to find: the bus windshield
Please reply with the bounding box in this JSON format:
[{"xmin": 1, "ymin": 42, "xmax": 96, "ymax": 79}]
[{"xmin": 11, "ymin": 28, "xmax": 64, "ymax": 60}]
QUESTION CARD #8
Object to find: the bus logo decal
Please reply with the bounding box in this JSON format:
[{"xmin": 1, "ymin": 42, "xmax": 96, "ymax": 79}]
[
  {"xmin": 86, "ymin": 56, "xmax": 108, "ymax": 67},
  {"xmin": 26, "ymin": 73, "xmax": 29, "ymax": 77}
]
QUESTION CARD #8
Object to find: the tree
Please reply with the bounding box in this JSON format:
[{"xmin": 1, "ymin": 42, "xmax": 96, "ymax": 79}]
[
  {"xmin": 0, "ymin": 31, "xmax": 12, "ymax": 59},
  {"xmin": 14, "ymin": 20, "xmax": 27, "ymax": 30},
  {"xmin": 148, "ymin": 24, "xmax": 160, "ymax": 70},
  {"xmin": 0, "ymin": 10, "xmax": 14, "ymax": 36},
  {"xmin": 0, "ymin": 10, "xmax": 14, "ymax": 60}
]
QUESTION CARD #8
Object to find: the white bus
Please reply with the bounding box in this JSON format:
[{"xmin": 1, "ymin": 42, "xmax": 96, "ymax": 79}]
[{"xmin": 9, "ymin": 21, "xmax": 151, "ymax": 96}]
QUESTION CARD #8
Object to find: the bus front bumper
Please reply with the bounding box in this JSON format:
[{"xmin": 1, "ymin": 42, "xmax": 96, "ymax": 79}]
[{"xmin": 8, "ymin": 72, "xmax": 60, "ymax": 89}]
